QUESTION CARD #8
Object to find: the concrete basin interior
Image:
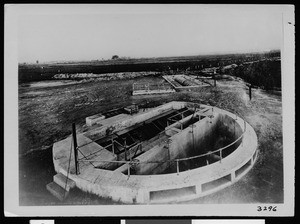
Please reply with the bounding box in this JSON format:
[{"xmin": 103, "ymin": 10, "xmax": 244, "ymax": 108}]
[
  {"xmin": 86, "ymin": 105, "xmax": 243, "ymax": 175},
  {"xmin": 50, "ymin": 101, "xmax": 257, "ymax": 203}
]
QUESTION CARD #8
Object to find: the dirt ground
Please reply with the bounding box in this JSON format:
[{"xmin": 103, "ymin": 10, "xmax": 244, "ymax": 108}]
[{"xmin": 18, "ymin": 75, "xmax": 283, "ymax": 205}]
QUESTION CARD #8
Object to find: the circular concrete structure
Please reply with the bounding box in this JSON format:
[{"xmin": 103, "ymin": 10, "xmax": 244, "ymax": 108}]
[{"xmin": 52, "ymin": 102, "xmax": 258, "ymax": 204}]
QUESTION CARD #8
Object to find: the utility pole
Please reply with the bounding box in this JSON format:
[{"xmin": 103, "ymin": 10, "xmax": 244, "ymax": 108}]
[{"xmin": 72, "ymin": 123, "xmax": 79, "ymax": 175}]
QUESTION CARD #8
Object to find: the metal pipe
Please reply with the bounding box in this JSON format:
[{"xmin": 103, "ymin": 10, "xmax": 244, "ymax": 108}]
[
  {"xmin": 72, "ymin": 123, "xmax": 79, "ymax": 175},
  {"xmin": 104, "ymin": 143, "xmax": 113, "ymax": 148},
  {"xmin": 114, "ymin": 140, "xmax": 124, "ymax": 148}
]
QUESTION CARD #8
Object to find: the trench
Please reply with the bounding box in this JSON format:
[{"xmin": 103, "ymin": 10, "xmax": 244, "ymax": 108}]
[
  {"xmin": 95, "ymin": 107, "xmax": 194, "ymax": 169},
  {"xmin": 94, "ymin": 107, "xmax": 243, "ymax": 176}
]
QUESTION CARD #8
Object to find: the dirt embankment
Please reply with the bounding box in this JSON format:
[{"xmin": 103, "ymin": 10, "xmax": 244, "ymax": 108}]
[{"xmin": 53, "ymin": 71, "xmax": 160, "ymax": 80}]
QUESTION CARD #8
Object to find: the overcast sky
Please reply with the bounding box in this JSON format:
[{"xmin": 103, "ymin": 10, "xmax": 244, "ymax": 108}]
[{"xmin": 17, "ymin": 5, "xmax": 283, "ymax": 63}]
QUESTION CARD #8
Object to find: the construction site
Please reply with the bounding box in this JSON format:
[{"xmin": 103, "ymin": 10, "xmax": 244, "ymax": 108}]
[
  {"xmin": 47, "ymin": 101, "xmax": 257, "ymax": 204},
  {"xmin": 11, "ymin": 5, "xmax": 288, "ymax": 212},
  {"xmin": 18, "ymin": 56, "xmax": 283, "ymax": 206}
]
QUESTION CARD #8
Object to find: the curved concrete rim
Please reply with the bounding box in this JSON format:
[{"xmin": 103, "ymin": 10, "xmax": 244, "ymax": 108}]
[{"xmin": 53, "ymin": 103, "xmax": 258, "ymax": 204}]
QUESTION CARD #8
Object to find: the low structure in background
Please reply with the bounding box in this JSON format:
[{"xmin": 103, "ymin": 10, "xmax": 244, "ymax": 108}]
[
  {"xmin": 132, "ymin": 82, "xmax": 175, "ymax": 95},
  {"xmin": 163, "ymin": 75, "xmax": 213, "ymax": 91}
]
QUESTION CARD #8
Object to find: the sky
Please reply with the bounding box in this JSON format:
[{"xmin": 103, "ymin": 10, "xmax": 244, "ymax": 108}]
[{"xmin": 16, "ymin": 5, "xmax": 283, "ymax": 63}]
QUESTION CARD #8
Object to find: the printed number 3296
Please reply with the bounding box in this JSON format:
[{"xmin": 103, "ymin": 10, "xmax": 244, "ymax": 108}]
[{"xmin": 257, "ymin": 206, "xmax": 277, "ymax": 211}]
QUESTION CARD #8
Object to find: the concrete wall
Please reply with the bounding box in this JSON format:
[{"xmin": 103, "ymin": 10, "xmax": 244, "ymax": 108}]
[
  {"xmin": 134, "ymin": 145, "xmax": 170, "ymax": 175},
  {"xmin": 129, "ymin": 110, "xmax": 221, "ymax": 175},
  {"xmin": 168, "ymin": 113, "xmax": 220, "ymax": 161},
  {"xmin": 86, "ymin": 113, "xmax": 105, "ymax": 126},
  {"xmin": 192, "ymin": 114, "xmax": 221, "ymax": 155},
  {"xmin": 217, "ymin": 113, "xmax": 243, "ymax": 139},
  {"xmin": 85, "ymin": 101, "xmax": 183, "ymax": 140}
]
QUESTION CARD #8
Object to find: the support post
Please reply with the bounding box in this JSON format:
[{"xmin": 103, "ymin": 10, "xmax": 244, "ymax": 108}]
[
  {"xmin": 220, "ymin": 150, "xmax": 222, "ymax": 163},
  {"xmin": 231, "ymin": 171, "xmax": 235, "ymax": 182},
  {"xmin": 72, "ymin": 123, "xmax": 79, "ymax": 175},
  {"xmin": 111, "ymin": 138, "xmax": 115, "ymax": 154},
  {"xmin": 124, "ymin": 138, "xmax": 127, "ymax": 161},
  {"xmin": 130, "ymin": 150, "xmax": 132, "ymax": 164},
  {"xmin": 127, "ymin": 163, "xmax": 130, "ymax": 179},
  {"xmin": 167, "ymin": 143, "xmax": 171, "ymax": 167},
  {"xmin": 196, "ymin": 184, "xmax": 202, "ymax": 194},
  {"xmin": 249, "ymin": 85, "xmax": 252, "ymax": 100},
  {"xmin": 176, "ymin": 160, "xmax": 179, "ymax": 175}
]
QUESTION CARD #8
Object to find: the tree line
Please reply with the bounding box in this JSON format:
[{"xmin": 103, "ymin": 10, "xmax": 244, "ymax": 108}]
[{"xmin": 226, "ymin": 60, "xmax": 281, "ymax": 90}]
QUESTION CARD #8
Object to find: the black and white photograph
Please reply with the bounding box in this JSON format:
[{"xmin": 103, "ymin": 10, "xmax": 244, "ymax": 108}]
[{"xmin": 4, "ymin": 4, "xmax": 294, "ymax": 216}]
